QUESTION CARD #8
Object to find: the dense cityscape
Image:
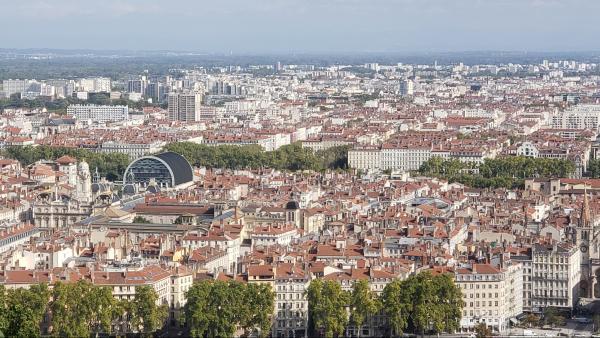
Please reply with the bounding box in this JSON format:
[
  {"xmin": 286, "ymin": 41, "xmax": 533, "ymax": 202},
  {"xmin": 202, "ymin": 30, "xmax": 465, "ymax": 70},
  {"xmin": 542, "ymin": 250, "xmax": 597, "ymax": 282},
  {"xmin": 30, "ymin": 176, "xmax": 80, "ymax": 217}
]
[
  {"xmin": 0, "ymin": 51, "xmax": 600, "ymax": 337},
  {"xmin": 3, "ymin": 0, "xmax": 600, "ymax": 337}
]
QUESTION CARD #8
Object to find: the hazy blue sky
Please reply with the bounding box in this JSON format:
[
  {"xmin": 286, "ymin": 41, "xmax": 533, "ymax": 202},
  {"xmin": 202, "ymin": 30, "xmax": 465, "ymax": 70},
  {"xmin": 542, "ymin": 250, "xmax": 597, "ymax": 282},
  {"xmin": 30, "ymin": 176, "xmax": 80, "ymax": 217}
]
[{"xmin": 1, "ymin": 0, "xmax": 599, "ymax": 53}]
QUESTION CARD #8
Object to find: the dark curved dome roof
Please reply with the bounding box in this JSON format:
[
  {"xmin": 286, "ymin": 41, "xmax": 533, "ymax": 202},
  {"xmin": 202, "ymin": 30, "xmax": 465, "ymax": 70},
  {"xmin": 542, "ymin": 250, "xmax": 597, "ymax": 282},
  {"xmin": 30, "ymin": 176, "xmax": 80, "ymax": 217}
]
[
  {"xmin": 124, "ymin": 151, "xmax": 193, "ymax": 187},
  {"xmin": 285, "ymin": 200, "xmax": 300, "ymax": 210},
  {"xmin": 153, "ymin": 152, "xmax": 194, "ymax": 186}
]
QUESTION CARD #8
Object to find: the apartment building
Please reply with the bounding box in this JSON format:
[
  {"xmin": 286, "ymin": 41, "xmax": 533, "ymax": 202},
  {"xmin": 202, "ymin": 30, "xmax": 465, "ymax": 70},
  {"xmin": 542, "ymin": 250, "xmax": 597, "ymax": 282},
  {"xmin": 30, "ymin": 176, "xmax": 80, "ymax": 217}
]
[
  {"xmin": 531, "ymin": 243, "xmax": 581, "ymax": 312},
  {"xmin": 168, "ymin": 91, "xmax": 203, "ymax": 122},
  {"xmin": 348, "ymin": 146, "xmax": 381, "ymax": 171},
  {"xmin": 67, "ymin": 104, "xmax": 129, "ymax": 123},
  {"xmin": 273, "ymin": 263, "xmax": 310, "ymax": 338},
  {"xmin": 551, "ymin": 104, "xmax": 600, "ymax": 130},
  {"xmin": 455, "ymin": 263, "xmax": 523, "ymax": 333},
  {"xmin": 100, "ymin": 140, "xmax": 165, "ymax": 159}
]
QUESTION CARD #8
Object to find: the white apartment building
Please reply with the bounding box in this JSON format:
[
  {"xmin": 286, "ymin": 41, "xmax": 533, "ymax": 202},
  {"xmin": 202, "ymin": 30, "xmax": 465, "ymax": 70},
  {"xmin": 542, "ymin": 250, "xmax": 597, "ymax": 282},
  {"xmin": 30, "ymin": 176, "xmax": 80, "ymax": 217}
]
[
  {"xmin": 381, "ymin": 146, "xmax": 432, "ymax": 171},
  {"xmin": 551, "ymin": 105, "xmax": 600, "ymax": 130},
  {"xmin": 78, "ymin": 77, "xmax": 111, "ymax": 93},
  {"xmin": 0, "ymin": 223, "xmax": 40, "ymax": 255},
  {"xmin": 531, "ymin": 243, "xmax": 581, "ymax": 312},
  {"xmin": 349, "ymin": 143, "xmax": 496, "ymax": 171},
  {"xmin": 168, "ymin": 91, "xmax": 203, "ymax": 122},
  {"xmin": 348, "ymin": 147, "xmax": 381, "ymax": 171},
  {"xmin": 67, "ymin": 104, "xmax": 129, "ymax": 123},
  {"xmin": 100, "ymin": 140, "xmax": 165, "ymax": 159},
  {"xmin": 169, "ymin": 267, "xmax": 194, "ymax": 325},
  {"xmin": 3, "ymin": 79, "xmax": 29, "ymax": 96},
  {"xmin": 455, "ymin": 263, "xmax": 523, "ymax": 333},
  {"xmin": 251, "ymin": 225, "xmax": 298, "ymax": 247},
  {"xmin": 273, "ymin": 264, "xmax": 310, "ymax": 338}
]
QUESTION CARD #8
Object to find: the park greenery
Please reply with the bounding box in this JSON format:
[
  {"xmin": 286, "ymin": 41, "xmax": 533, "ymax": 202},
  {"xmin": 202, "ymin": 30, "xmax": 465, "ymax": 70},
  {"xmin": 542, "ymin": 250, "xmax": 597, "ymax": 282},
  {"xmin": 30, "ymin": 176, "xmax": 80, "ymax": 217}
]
[
  {"xmin": 0, "ymin": 142, "xmax": 347, "ymax": 184},
  {"xmin": 418, "ymin": 156, "xmax": 576, "ymax": 189},
  {"xmin": 1, "ymin": 272, "xmax": 462, "ymax": 338},
  {"xmin": 0, "ymin": 282, "xmax": 167, "ymax": 338},
  {"xmin": 307, "ymin": 271, "xmax": 463, "ymax": 338},
  {"xmin": 185, "ymin": 280, "xmax": 275, "ymax": 338},
  {"xmin": 2, "ymin": 145, "xmax": 130, "ymax": 181},
  {"xmin": 165, "ymin": 142, "xmax": 349, "ymax": 172}
]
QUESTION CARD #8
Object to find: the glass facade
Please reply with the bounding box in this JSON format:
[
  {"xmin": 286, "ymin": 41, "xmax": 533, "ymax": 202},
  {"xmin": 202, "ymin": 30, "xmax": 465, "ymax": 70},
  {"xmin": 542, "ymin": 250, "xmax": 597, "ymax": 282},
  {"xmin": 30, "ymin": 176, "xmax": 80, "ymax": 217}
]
[{"xmin": 125, "ymin": 158, "xmax": 173, "ymax": 186}]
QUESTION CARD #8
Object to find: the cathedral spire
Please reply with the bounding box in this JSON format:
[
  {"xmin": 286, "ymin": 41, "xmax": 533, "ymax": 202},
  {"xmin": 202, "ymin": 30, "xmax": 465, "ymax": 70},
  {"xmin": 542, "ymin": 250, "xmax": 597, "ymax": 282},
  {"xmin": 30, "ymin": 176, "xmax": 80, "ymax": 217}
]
[{"xmin": 581, "ymin": 186, "xmax": 592, "ymax": 227}]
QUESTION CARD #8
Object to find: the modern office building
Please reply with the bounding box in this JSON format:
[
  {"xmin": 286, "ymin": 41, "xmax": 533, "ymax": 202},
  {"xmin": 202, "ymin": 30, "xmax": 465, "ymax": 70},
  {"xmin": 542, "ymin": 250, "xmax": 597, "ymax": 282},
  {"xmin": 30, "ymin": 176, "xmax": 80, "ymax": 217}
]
[
  {"xmin": 399, "ymin": 78, "xmax": 415, "ymax": 97},
  {"xmin": 67, "ymin": 104, "xmax": 129, "ymax": 123}
]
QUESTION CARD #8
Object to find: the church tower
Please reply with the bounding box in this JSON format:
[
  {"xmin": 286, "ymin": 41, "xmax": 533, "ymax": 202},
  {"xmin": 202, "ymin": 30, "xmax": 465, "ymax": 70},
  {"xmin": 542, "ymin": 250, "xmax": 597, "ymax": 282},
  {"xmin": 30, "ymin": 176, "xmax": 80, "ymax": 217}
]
[{"xmin": 76, "ymin": 159, "xmax": 92, "ymax": 203}]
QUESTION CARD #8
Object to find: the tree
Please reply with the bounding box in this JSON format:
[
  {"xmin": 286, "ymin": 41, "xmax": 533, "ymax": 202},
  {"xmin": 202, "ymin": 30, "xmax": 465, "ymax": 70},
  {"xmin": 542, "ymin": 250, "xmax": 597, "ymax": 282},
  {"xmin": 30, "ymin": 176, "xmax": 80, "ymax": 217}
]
[
  {"xmin": 475, "ymin": 322, "xmax": 493, "ymax": 338},
  {"xmin": 589, "ymin": 159, "xmax": 600, "ymax": 178},
  {"xmin": 543, "ymin": 307, "xmax": 565, "ymax": 327},
  {"xmin": 0, "ymin": 285, "xmax": 8, "ymax": 337},
  {"xmin": 239, "ymin": 283, "xmax": 275, "ymax": 338},
  {"xmin": 381, "ymin": 280, "xmax": 411, "ymax": 336},
  {"xmin": 418, "ymin": 156, "xmax": 575, "ymax": 189},
  {"xmin": 50, "ymin": 280, "xmax": 121, "ymax": 337},
  {"xmin": 185, "ymin": 280, "xmax": 213, "ymax": 338},
  {"xmin": 433, "ymin": 273, "xmax": 463, "ymax": 333},
  {"xmin": 1, "ymin": 145, "xmax": 130, "ymax": 181},
  {"xmin": 185, "ymin": 280, "xmax": 272, "ymax": 338},
  {"xmin": 380, "ymin": 272, "xmax": 463, "ymax": 336},
  {"xmin": 164, "ymin": 141, "xmax": 345, "ymax": 172},
  {"xmin": 3, "ymin": 284, "xmax": 50, "ymax": 338},
  {"xmin": 349, "ymin": 280, "xmax": 379, "ymax": 337},
  {"xmin": 306, "ymin": 279, "xmax": 350, "ymax": 338},
  {"xmin": 129, "ymin": 286, "xmax": 168, "ymax": 336},
  {"xmin": 133, "ymin": 216, "xmax": 152, "ymax": 224},
  {"xmin": 521, "ymin": 313, "xmax": 540, "ymax": 328},
  {"xmin": 410, "ymin": 272, "xmax": 441, "ymax": 336}
]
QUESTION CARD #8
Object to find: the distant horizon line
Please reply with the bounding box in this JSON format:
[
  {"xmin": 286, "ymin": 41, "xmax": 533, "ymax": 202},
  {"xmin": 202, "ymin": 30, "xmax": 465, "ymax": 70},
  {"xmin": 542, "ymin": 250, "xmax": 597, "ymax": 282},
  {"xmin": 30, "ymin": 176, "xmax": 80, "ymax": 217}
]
[{"xmin": 2, "ymin": 48, "xmax": 600, "ymax": 56}]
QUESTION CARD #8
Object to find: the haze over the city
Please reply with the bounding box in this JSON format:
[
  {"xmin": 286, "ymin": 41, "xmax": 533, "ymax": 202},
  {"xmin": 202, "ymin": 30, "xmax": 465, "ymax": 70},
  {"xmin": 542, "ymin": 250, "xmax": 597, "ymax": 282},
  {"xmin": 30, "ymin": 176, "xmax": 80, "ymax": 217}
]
[
  {"xmin": 2, "ymin": 0, "xmax": 600, "ymax": 53},
  {"xmin": 4, "ymin": 1, "xmax": 600, "ymax": 338}
]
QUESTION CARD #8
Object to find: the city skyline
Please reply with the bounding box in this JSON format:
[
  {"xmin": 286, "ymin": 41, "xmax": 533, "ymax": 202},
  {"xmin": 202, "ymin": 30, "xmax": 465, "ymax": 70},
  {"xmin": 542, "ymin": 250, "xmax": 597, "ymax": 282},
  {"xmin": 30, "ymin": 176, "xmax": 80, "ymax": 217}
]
[{"xmin": 2, "ymin": 0, "xmax": 600, "ymax": 53}]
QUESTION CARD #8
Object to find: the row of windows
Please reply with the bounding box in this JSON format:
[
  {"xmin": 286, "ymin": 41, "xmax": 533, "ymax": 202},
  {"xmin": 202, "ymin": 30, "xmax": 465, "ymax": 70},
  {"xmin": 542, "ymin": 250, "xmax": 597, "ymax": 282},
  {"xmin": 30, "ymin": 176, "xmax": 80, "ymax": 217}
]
[
  {"xmin": 466, "ymin": 292, "xmax": 501, "ymax": 298},
  {"xmin": 459, "ymin": 282, "xmax": 500, "ymax": 289},
  {"xmin": 464, "ymin": 310, "xmax": 500, "ymax": 318},
  {"xmin": 465, "ymin": 301, "xmax": 500, "ymax": 308},
  {"xmin": 277, "ymin": 293, "xmax": 304, "ymax": 300}
]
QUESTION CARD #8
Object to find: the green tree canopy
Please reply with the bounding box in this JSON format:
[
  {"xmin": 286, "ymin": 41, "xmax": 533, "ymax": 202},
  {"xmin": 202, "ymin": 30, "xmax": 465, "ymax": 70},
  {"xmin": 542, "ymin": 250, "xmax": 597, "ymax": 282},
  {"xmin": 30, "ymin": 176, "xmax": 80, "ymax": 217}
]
[
  {"xmin": 349, "ymin": 279, "xmax": 380, "ymax": 337},
  {"xmin": 2, "ymin": 145, "xmax": 130, "ymax": 181},
  {"xmin": 164, "ymin": 142, "xmax": 349, "ymax": 172},
  {"xmin": 381, "ymin": 271, "xmax": 463, "ymax": 336},
  {"xmin": 2, "ymin": 284, "xmax": 50, "ymax": 338},
  {"xmin": 306, "ymin": 279, "xmax": 350, "ymax": 338},
  {"xmin": 129, "ymin": 285, "xmax": 168, "ymax": 336},
  {"xmin": 185, "ymin": 280, "xmax": 275, "ymax": 338},
  {"xmin": 50, "ymin": 280, "xmax": 121, "ymax": 337},
  {"xmin": 418, "ymin": 156, "xmax": 576, "ymax": 189}
]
